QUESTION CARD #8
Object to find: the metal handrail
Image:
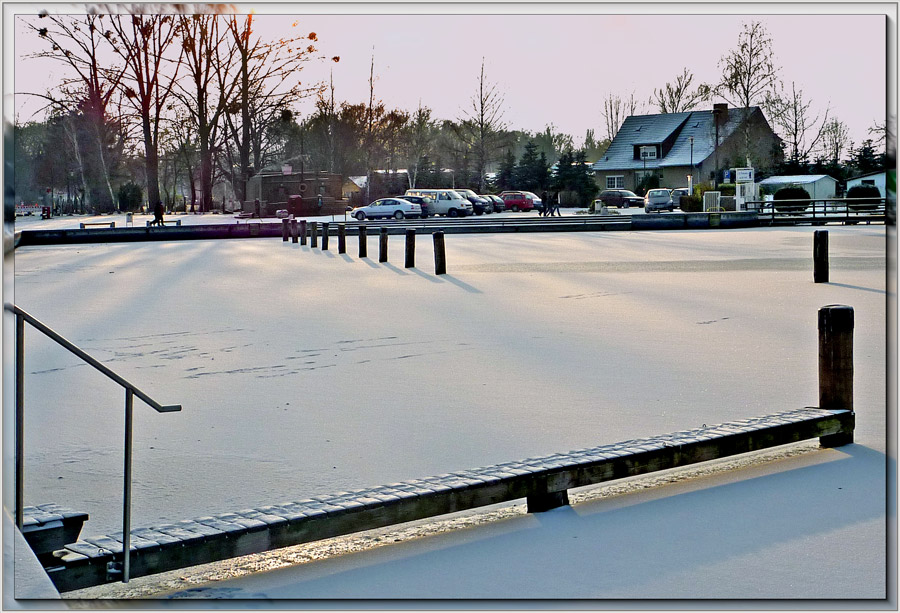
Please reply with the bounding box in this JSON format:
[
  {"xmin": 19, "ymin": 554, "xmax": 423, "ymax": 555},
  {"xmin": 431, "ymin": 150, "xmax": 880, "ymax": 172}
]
[{"xmin": 5, "ymin": 303, "xmax": 181, "ymax": 583}]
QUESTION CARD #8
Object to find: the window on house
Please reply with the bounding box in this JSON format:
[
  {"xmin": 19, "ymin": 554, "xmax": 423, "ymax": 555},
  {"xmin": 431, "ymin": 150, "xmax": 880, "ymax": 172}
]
[
  {"xmin": 607, "ymin": 176, "xmax": 624, "ymax": 189},
  {"xmin": 640, "ymin": 146, "xmax": 657, "ymax": 160}
]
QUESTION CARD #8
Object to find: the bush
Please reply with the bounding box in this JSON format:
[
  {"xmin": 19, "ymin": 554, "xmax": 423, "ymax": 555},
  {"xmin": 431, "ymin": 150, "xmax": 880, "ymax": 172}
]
[
  {"xmin": 773, "ymin": 185, "xmax": 811, "ymax": 213},
  {"xmin": 680, "ymin": 195, "xmax": 702, "ymax": 212},
  {"xmin": 716, "ymin": 183, "xmax": 736, "ymax": 197},
  {"xmin": 846, "ymin": 184, "xmax": 881, "ymax": 211},
  {"xmin": 117, "ymin": 182, "xmax": 143, "ymax": 213}
]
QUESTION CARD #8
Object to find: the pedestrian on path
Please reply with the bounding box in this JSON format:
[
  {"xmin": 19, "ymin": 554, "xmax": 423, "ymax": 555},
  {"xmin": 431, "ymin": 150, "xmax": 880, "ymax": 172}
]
[{"xmin": 151, "ymin": 200, "xmax": 165, "ymax": 226}]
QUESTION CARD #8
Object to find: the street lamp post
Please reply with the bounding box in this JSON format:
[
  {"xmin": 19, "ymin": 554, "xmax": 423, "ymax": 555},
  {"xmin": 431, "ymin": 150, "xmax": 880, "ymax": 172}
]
[{"xmin": 689, "ymin": 136, "xmax": 694, "ymax": 195}]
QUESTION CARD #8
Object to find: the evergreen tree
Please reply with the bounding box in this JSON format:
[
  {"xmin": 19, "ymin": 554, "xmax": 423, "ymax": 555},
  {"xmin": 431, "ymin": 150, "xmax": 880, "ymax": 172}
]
[
  {"xmin": 496, "ymin": 149, "xmax": 515, "ymax": 191},
  {"xmin": 514, "ymin": 140, "xmax": 541, "ymax": 190}
]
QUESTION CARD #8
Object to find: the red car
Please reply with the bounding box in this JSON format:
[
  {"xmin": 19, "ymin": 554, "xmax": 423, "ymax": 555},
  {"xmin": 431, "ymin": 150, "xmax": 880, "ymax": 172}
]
[{"xmin": 498, "ymin": 191, "xmax": 536, "ymax": 212}]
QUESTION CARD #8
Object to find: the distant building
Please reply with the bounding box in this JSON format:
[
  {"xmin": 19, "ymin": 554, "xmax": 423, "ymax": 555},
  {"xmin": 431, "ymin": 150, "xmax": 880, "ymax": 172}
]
[
  {"xmin": 591, "ymin": 104, "xmax": 782, "ymax": 192},
  {"xmin": 245, "ymin": 168, "xmax": 348, "ymax": 216},
  {"xmin": 846, "ymin": 171, "xmax": 887, "ymax": 196},
  {"xmin": 758, "ymin": 174, "xmax": 838, "ymax": 199}
]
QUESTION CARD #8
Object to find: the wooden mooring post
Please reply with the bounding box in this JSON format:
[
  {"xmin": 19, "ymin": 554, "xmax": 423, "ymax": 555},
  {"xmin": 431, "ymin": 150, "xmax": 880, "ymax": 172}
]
[
  {"xmin": 338, "ymin": 224, "xmax": 346, "ymax": 254},
  {"xmin": 814, "ymin": 230, "xmax": 829, "ymax": 283},
  {"xmin": 818, "ymin": 304, "xmax": 854, "ymax": 446},
  {"xmin": 291, "ymin": 219, "xmax": 298, "ymax": 243},
  {"xmin": 299, "ymin": 220, "xmax": 307, "ymax": 246},
  {"xmin": 433, "ymin": 230, "xmax": 446, "ymax": 275},
  {"xmin": 358, "ymin": 225, "xmax": 367, "ymax": 258},
  {"xmin": 281, "ymin": 219, "xmax": 289, "ymax": 242},
  {"xmin": 310, "ymin": 222, "xmax": 318, "ymax": 248},
  {"xmin": 405, "ymin": 228, "xmax": 415, "ymax": 268},
  {"xmin": 321, "ymin": 222, "xmax": 329, "ymax": 251},
  {"xmin": 379, "ymin": 227, "xmax": 388, "ymax": 263}
]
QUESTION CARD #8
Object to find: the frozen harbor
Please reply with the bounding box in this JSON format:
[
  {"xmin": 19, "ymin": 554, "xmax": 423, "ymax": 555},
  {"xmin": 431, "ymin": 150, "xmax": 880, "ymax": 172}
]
[{"xmin": 7, "ymin": 223, "xmax": 889, "ymax": 598}]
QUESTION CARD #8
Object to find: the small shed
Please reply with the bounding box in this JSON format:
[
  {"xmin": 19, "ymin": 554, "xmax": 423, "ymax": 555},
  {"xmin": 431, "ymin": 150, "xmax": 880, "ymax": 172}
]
[
  {"xmin": 846, "ymin": 171, "xmax": 886, "ymax": 197},
  {"xmin": 758, "ymin": 174, "xmax": 838, "ymax": 200}
]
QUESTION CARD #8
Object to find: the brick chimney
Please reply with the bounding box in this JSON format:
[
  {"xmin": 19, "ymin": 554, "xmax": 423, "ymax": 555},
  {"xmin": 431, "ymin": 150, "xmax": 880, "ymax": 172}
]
[{"xmin": 713, "ymin": 103, "xmax": 729, "ymax": 121}]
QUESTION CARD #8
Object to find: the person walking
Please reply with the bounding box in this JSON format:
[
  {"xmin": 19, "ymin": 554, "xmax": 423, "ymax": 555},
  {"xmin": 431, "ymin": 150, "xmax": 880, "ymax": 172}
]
[
  {"xmin": 151, "ymin": 200, "xmax": 165, "ymax": 226},
  {"xmin": 552, "ymin": 191, "xmax": 562, "ymax": 217},
  {"xmin": 540, "ymin": 190, "xmax": 549, "ymax": 217}
]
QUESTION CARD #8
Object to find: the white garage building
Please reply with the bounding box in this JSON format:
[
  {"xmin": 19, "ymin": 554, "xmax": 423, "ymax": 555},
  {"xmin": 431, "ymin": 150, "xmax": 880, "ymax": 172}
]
[
  {"xmin": 846, "ymin": 171, "xmax": 887, "ymax": 196},
  {"xmin": 758, "ymin": 174, "xmax": 838, "ymax": 199}
]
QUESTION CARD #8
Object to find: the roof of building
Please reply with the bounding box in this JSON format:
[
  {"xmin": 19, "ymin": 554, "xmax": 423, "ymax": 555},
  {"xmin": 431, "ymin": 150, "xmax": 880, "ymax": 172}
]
[
  {"xmin": 758, "ymin": 174, "xmax": 837, "ymax": 185},
  {"xmin": 592, "ymin": 107, "xmax": 760, "ymax": 171},
  {"xmin": 847, "ymin": 170, "xmax": 886, "ymax": 181}
]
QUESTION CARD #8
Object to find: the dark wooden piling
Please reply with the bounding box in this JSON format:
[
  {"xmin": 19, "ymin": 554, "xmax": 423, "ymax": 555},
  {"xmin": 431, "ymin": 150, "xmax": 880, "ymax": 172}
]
[
  {"xmin": 379, "ymin": 227, "xmax": 388, "ymax": 263},
  {"xmin": 358, "ymin": 225, "xmax": 367, "ymax": 258},
  {"xmin": 338, "ymin": 224, "xmax": 346, "ymax": 254},
  {"xmin": 814, "ymin": 230, "xmax": 829, "ymax": 283},
  {"xmin": 299, "ymin": 220, "xmax": 307, "ymax": 246},
  {"xmin": 321, "ymin": 223, "xmax": 329, "ymax": 250},
  {"xmin": 291, "ymin": 219, "xmax": 298, "ymax": 243},
  {"xmin": 405, "ymin": 229, "xmax": 415, "ymax": 268},
  {"xmin": 433, "ymin": 230, "xmax": 446, "ymax": 275},
  {"xmin": 310, "ymin": 221, "xmax": 318, "ymax": 248},
  {"xmin": 818, "ymin": 304, "xmax": 854, "ymax": 446},
  {"xmin": 281, "ymin": 219, "xmax": 289, "ymax": 242}
]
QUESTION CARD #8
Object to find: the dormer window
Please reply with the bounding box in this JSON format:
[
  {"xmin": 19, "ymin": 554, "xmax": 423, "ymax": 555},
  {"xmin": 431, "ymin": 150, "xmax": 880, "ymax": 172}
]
[{"xmin": 640, "ymin": 145, "xmax": 657, "ymax": 160}]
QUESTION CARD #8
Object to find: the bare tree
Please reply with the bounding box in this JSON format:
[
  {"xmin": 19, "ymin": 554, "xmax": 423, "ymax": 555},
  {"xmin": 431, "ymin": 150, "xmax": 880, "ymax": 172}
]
[
  {"xmin": 458, "ymin": 58, "xmax": 508, "ymax": 192},
  {"xmin": 106, "ymin": 13, "xmax": 182, "ymax": 210},
  {"xmin": 25, "ymin": 13, "xmax": 128, "ymax": 210},
  {"xmin": 174, "ymin": 13, "xmax": 239, "ymax": 212},
  {"xmin": 765, "ymin": 81, "xmax": 830, "ymax": 164},
  {"xmin": 716, "ymin": 20, "xmax": 780, "ymax": 109},
  {"xmin": 601, "ymin": 92, "xmax": 639, "ymax": 140},
  {"xmin": 406, "ymin": 102, "xmax": 435, "ymax": 189},
  {"xmin": 651, "ymin": 68, "xmax": 708, "ymax": 114},
  {"xmin": 819, "ymin": 118, "xmax": 850, "ymax": 164}
]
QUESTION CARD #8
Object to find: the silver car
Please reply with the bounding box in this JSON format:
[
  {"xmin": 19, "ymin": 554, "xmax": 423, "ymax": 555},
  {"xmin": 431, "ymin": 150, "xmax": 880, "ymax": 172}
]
[{"xmin": 644, "ymin": 188, "xmax": 675, "ymax": 213}]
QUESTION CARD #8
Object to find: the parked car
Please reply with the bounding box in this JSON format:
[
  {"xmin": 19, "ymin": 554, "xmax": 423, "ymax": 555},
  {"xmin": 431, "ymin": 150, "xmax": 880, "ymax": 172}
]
[
  {"xmin": 481, "ymin": 194, "xmax": 506, "ymax": 213},
  {"xmin": 644, "ymin": 188, "xmax": 675, "ymax": 213},
  {"xmin": 498, "ymin": 191, "xmax": 536, "ymax": 212},
  {"xmin": 670, "ymin": 187, "xmax": 690, "ymax": 201},
  {"xmin": 523, "ymin": 191, "xmax": 544, "ymax": 213},
  {"xmin": 597, "ymin": 189, "xmax": 643, "ymax": 209},
  {"xmin": 404, "ymin": 189, "xmax": 473, "ymax": 217},
  {"xmin": 352, "ymin": 198, "xmax": 421, "ymax": 220},
  {"xmin": 393, "ymin": 194, "xmax": 434, "ymax": 218},
  {"xmin": 453, "ymin": 188, "xmax": 492, "ymax": 215}
]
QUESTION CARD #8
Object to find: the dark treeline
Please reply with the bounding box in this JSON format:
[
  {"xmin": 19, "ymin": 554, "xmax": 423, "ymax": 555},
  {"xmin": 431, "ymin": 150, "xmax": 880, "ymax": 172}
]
[{"xmin": 13, "ymin": 11, "xmax": 609, "ymax": 213}]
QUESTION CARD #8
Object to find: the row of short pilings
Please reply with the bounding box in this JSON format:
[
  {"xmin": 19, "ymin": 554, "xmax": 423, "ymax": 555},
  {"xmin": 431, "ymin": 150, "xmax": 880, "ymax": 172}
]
[{"xmin": 282, "ymin": 217, "xmax": 446, "ymax": 274}]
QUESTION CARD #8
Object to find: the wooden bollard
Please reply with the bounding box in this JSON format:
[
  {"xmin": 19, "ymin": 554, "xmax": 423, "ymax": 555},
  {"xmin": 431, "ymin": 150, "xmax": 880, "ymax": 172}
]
[
  {"xmin": 322, "ymin": 222, "xmax": 329, "ymax": 251},
  {"xmin": 814, "ymin": 230, "xmax": 829, "ymax": 283},
  {"xmin": 291, "ymin": 219, "xmax": 298, "ymax": 243},
  {"xmin": 299, "ymin": 220, "xmax": 307, "ymax": 246},
  {"xmin": 281, "ymin": 218, "xmax": 289, "ymax": 241},
  {"xmin": 405, "ymin": 228, "xmax": 415, "ymax": 268},
  {"xmin": 338, "ymin": 224, "xmax": 346, "ymax": 254},
  {"xmin": 818, "ymin": 304, "xmax": 854, "ymax": 447},
  {"xmin": 379, "ymin": 227, "xmax": 388, "ymax": 263},
  {"xmin": 358, "ymin": 225, "xmax": 367, "ymax": 258},
  {"xmin": 310, "ymin": 221, "xmax": 318, "ymax": 248},
  {"xmin": 433, "ymin": 230, "xmax": 446, "ymax": 275}
]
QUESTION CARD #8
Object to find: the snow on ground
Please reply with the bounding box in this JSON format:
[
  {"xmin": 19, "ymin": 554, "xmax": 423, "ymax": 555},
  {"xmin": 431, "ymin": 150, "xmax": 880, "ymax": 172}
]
[{"xmin": 8, "ymin": 222, "xmax": 889, "ymax": 599}]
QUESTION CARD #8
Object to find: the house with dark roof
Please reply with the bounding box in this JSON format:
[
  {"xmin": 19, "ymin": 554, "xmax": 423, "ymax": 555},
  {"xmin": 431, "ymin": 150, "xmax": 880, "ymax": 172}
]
[{"xmin": 591, "ymin": 104, "xmax": 782, "ymax": 192}]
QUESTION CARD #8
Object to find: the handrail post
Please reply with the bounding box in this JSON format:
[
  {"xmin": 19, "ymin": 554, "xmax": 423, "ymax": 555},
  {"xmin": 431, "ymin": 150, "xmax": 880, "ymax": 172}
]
[
  {"xmin": 16, "ymin": 314, "xmax": 24, "ymax": 530},
  {"xmin": 123, "ymin": 388, "xmax": 133, "ymax": 582}
]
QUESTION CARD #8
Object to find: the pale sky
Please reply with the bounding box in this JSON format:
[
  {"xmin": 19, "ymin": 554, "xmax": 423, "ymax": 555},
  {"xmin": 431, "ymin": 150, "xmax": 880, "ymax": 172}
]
[{"xmin": 7, "ymin": 4, "xmax": 892, "ymax": 150}]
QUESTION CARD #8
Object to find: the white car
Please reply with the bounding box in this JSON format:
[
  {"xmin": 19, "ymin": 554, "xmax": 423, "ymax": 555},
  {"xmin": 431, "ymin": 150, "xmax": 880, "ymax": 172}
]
[{"xmin": 352, "ymin": 198, "xmax": 422, "ymax": 221}]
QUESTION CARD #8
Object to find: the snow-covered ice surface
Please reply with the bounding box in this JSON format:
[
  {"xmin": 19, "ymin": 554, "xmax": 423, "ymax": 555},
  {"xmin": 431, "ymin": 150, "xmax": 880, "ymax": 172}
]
[{"xmin": 8, "ymin": 222, "xmax": 889, "ymax": 600}]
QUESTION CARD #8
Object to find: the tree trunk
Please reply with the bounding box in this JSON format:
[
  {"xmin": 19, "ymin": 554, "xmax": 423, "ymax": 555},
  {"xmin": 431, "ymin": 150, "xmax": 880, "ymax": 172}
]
[{"xmin": 142, "ymin": 112, "xmax": 161, "ymax": 208}]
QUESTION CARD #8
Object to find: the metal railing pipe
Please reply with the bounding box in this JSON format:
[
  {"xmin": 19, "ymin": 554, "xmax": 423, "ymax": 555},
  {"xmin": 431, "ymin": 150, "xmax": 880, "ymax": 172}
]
[
  {"xmin": 123, "ymin": 389, "xmax": 134, "ymax": 582},
  {"xmin": 4, "ymin": 305, "xmax": 181, "ymax": 413},
  {"xmin": 16, "ymin": 314, "xmax": 24, "ymax": 529}
]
